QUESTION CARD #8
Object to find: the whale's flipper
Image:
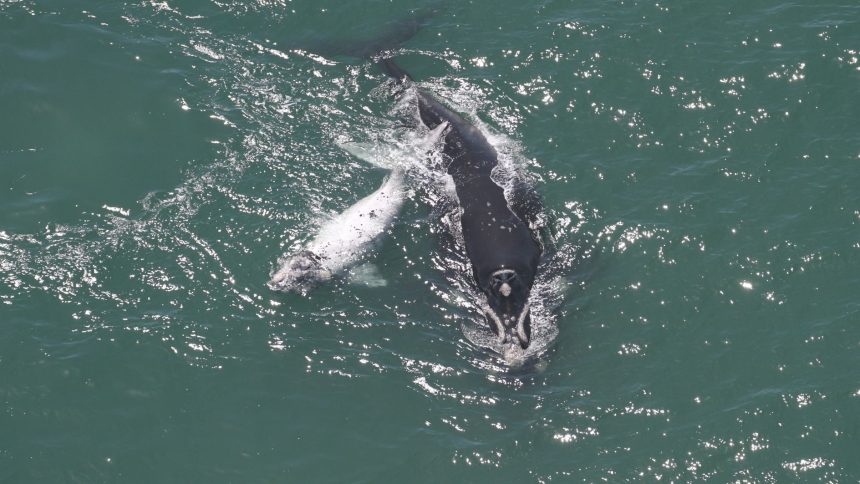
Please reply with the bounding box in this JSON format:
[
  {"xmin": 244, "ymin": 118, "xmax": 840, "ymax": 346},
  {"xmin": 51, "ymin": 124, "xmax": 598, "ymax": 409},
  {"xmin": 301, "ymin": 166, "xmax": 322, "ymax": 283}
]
[
  {"xmin": 348, "ymin": 262, "xmax": 388, "ymax": 288},
  {"xmin": 337, "ymin": 141, "xmax": 402, "ymax": 171},
  {"xmin": 508, "ymin": 177, "xmax": 550, "ymax": 252},
  {"xmin": 337, "ymin": 121, "xmax": 448, "ymax": 174}
]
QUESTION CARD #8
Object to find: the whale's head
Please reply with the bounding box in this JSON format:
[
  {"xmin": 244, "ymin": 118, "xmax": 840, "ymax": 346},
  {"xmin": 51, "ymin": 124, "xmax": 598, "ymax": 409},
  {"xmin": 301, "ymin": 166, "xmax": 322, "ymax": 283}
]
[
  {"xmin": 482, "ymin": 269, "xmax": 532, "ymax": 349},
  {"xmin": 268, "ymin": 250, "xmax": 332, "ymax": 293}
]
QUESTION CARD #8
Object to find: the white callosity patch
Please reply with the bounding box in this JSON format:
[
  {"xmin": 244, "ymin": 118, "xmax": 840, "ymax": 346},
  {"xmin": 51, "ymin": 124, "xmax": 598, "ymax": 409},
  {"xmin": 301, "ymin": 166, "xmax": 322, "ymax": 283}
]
[
  {"xmin": 515, "ymin": 302, "xmax": 530, "ymax": 345},
  {"xmin": 482, "ymin": 303, "xmax": 506, "ymax": 344}
]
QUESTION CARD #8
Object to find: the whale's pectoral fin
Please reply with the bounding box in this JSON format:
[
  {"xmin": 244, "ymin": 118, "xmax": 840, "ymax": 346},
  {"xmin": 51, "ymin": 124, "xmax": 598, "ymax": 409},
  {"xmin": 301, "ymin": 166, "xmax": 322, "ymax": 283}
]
[
  {"xmin": 347, "ymin": 262, "xmax": 388, "ymax": 288},
  {"xmin": 337, "ymin": 141, "xmax": 402, "ymax": 172},
  {"xmin": 508, "ymin": 177, "xmax": 544, "ymax": 228},
  {"xmin": 507, "ymin": 176, "xmax": 553, "ymax": 254}
]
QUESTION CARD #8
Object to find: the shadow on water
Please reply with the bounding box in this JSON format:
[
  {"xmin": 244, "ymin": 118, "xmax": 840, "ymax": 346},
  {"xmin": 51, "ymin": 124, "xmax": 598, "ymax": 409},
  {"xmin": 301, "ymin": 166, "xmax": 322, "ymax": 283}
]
[{"xmin": 316, "ymin": 6, "xmax": 441, "ymax": 60}]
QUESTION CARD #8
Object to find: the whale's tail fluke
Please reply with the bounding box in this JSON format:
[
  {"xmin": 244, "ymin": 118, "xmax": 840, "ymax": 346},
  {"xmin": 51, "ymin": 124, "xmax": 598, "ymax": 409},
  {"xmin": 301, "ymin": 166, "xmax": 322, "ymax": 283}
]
[{"xmin": 379, "ymin": 57, "xmax": 413, "ymax": 82}]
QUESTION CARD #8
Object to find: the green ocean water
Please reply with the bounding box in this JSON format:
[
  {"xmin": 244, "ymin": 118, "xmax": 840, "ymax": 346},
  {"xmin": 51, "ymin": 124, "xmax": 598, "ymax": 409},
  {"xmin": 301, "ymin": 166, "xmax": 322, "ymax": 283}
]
[{"xmin": 1, "ymin": 0, "xmax": 859, "ymax": 481}]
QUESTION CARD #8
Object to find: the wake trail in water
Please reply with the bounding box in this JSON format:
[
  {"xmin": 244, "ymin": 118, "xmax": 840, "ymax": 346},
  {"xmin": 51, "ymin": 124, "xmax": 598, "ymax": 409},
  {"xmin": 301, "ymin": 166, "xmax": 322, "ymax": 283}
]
[{"xmin": 340, "ymin": 82, "xmax": 592, "ymax": 368}]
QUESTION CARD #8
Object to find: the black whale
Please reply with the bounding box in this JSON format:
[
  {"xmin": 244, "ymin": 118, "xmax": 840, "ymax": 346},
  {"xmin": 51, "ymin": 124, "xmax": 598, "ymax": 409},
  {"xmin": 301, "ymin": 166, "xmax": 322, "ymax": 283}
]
[{"xmin": 381, "ymin": 58, "xmax": 543, "ymax": 349}]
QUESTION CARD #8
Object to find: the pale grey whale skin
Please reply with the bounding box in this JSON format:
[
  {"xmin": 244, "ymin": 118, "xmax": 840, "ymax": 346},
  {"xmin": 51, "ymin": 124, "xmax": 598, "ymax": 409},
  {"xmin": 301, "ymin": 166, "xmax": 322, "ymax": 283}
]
[
  {"xmin": 268, "ymin": 168, "xmax": 405, "ymax": 293},
  {"xmin": 266, "ymin": 106, "xmax": 448, "ymax": 294},
  {"xmin": 380, "ymin": 58, "xmax": 543, "ymax": 349}
]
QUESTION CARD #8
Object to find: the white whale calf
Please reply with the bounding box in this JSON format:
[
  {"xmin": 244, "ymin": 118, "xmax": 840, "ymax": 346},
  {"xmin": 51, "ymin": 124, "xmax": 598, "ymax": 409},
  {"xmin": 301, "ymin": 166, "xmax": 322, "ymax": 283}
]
[
  {"xmin": 268, "ymin": 164, "xmax": 405, "ymax": 293},
  {"xmin": 269, "ymin": 122, "xmax": 447, "ymax": 293}
]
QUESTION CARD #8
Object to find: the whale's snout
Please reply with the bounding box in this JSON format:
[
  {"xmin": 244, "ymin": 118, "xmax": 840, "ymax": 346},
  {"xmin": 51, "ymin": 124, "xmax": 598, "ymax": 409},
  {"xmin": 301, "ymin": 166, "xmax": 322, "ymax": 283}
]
[
  {"xmin": 482, "ymin": 268, "xmax": 533, "ymax": 349},
  {"xmin": 484, "ymin": 303, "xmax": 531, "ymax": 349},
  {"xmin": 268, "ymin": 250, "xmax": 330, "ymax": 293}
]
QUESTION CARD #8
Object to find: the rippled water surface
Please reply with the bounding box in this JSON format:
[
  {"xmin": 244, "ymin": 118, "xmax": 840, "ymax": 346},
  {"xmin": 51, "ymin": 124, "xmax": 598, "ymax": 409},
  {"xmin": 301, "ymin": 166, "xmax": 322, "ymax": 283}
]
[{"xmin": 1, "ymin": 0, "xmax": 858, "ymax": 481}]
